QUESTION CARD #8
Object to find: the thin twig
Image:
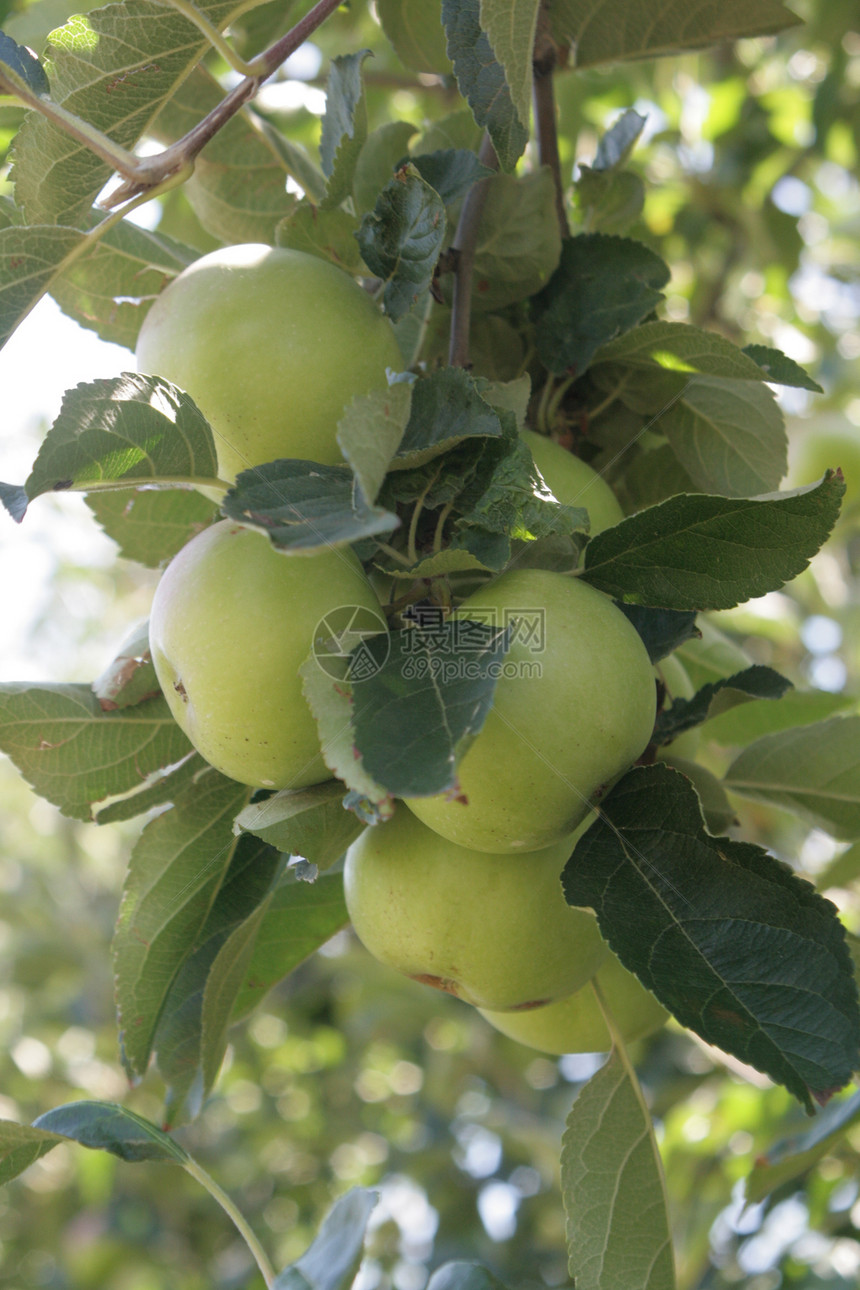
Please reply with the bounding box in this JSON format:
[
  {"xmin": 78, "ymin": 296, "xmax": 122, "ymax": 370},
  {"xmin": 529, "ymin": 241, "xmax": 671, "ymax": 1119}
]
[
  {"xmin": 532, "ymin": 8, "xmax": 569, "ymax": 240},
  {"xmin": 447, "ymin": 132, "xmax": 498, "ymax": 368}
]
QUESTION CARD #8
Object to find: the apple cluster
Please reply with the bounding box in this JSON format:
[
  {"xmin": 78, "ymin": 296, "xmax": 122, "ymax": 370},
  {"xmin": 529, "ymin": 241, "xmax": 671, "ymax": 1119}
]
[{"xmin": 140, "ymin": 245, "xmax": 667, "ymax": 1057}]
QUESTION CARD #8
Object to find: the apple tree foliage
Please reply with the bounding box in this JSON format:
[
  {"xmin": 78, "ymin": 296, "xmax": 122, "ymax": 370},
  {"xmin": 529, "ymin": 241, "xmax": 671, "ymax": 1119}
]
[{"xmin": 0, "ymin": 0, "xmax": 859, "ymax": 1287}]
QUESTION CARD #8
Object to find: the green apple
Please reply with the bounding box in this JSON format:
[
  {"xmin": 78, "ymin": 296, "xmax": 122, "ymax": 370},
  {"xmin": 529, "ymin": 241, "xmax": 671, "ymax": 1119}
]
[
  {"xmin": 656, "ymin": 652, "xmax": 700, "ymax": 763},
  {"xmin": 404, "ymin": 569, "xmax": 656, "ymax": 852},
  {"xmin": 149, "ymin": 519, "xmax": 386, "ymax": 789},
  {"xmin": 344, "ymin": 805, "xmax": 608, "ymax": 1011},
  {"xmin": 522, "ymin": 428, "xmax": 624, "ymax": 536},
  {"xmin": 479, "ymin": 951, "xmax": 669, "ymax": 1054},
  {"xmin": 136, "ymin": 243, "xmax": 402, "ymax": 487}
]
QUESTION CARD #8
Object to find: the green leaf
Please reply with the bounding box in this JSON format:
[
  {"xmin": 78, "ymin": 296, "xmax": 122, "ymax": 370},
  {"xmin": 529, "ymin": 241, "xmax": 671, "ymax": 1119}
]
[
  {"xmin": 592, "ymin": 108, "xmax": 648, "ymax": 170},
  {"xmin": 562, "ymin": 765, "xmax": 860, "ymax": 1110},
  {"xmin": 660, "ymin": 377, "xmax": 787, "ymax": 496},
  {"xmin": 221, "ymin": 461, "xmax": 400, "ymax": 552},
  {"xmin": 746, "ymin": 1088, "xmax": 860, "ymax": 1204},
  {"xmin": 337, "ymin": 383, "xmax": 413, "ymax": 506},
  {"xmin": 230, "ymin": 872, "xmax": 350, "ymax": 1022},
  {"xmin": 441, "ymin": 0, "xmax": 528, "ymax": 171},
  {"xmin": 411, "ymin": 148, "xmax": 494, "ymax": 205},
  {"xmin": 15, "ymin": 374, "xmax": 221, "ymax": 515},
  {"xmin": 818, "ymin": 842, "xmax": 860, "ymax": 893},
  {"xmin": 0, "ymin": 223, "xmax": 87, "ymax": 350},
  {"xmin": 576, "ymin": 165, "xmax": 645, "ymax": 235},
  {"xmin": 300, "ymin": 661, "xmax": 394, "ymax": 816},
  {"xmin": 95, "ymin": 752, "xmax": 207, "ymax": 826},
  {"xmin": 561, "ymin": 1049, "xmax": 675, "ymax": 1290},
  {"xmin": 557, "ymin": 0, "xmax": 800, "ymax": 68},
  {"xmin": 277, "ymin": 202, "xmax": 361, "ymax": 273},
  {"xmin": 149, "ymin": 67, "xmax": 301, "ymax": 245},
  {"xmin": 724, "ymin": 716, "xmax": 860, "ymax": 839},
  {"xmin": 91, "ymin": 621, "xmax": 159, "ymax": 711},
  {"xmin": 352, "ymin": 120, "xmax": 418, "ymax": 214},
  {"xmin": 0, "ymin": 684, "xmax": 192, "ymax": 821},
  {"xmin": 350, "ymin": 622, "xmax": 510, "ymax": 798},
  {"xmin": 426, "ymin": 1265, "xmax": 512, "ymax": 1290},
  {"xmin": 33, "ymin": 1102, "xmax": 189, "ymax": 1164},
  {"xmin": 465, "ymin": 168, "xmax": 562, "ymax": 312},
  {"xmin": 666, "ymin": 757, "xmax": 739, "ymax": 836},
  {"xmin": 0, "ymin": 1121, "xmax": 67, "ymax": 1187},
  {"xmin": 0, "ymin": 29, "xmax": 50, "ymax": 95},
  {"xmin": 12, "ymin": 0, "xmax": 246, "ymax": 226},
  {"xmin": 393, "ymin": 368, "xmax": 503, "ymax": 469},
  {"xmin": 274, "ymin": 1187, "xmax": 378, "ymax": 1290},
  {"xmin": 653, "ymin": 665, "xmax": 793, "ymax": 746},
  {"xmin": 705, "ymin": 689, "xmax": 853, "ymax": 747},
  {"xmin": 479, "ymin": 0, "xmax": 542, "ymax": 139},
  {"xmin": 356, "ymin": 164, "xmax": 447, "ymax": 322},
  {"xmin": 582, "ymin": 474, "xmax": 845, "ymax": 610},
  {"xmin": 86, "ymin": 486, "xmax": 218, "ymax": 568},
  {"xmin": 376, "ymin": 0, "xmax": 452, "ymax": 74},
  {"xmin": 742, "ymin": 344, "xmax": 824, "ymax": 392},
  {"xmin": 51, "ymin": 218, "xmax": 197, "ymax": 349},
  {"xmin": 614, "ymin": 605, "xmax": 699, "ymax": 663},
  {"xmin": 113, "ymin": 770, "xmax": 253, "ymax": 1078},
  {"xmin": 235, "ymin": 781, "xmax": 365, "ymax": 873},
  {"xmin": 593, "ymin": 320, "xmax": 774, "ymax": 380},
  {"xmin": 533, "ymin": 234, "xmax": 670, "ymax": 377},
  {"xmin": 199, "ymin": 897, "xmax": 271, "ymax": 1094},
  {"xmin": 320, "ymin": 50, "xmax": 371, "ymax": 211}
]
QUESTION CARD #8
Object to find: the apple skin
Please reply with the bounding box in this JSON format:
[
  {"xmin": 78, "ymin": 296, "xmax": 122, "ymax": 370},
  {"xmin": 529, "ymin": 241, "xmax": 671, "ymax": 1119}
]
[
  {"xmin": 403, "ymin": 569, "xmax": 656, "ymax": 853},
  {"xmin": 479, "ymin": 951, "xmax": 669, "ymax": 1054},
  {"xmin": 136, "ymin": 243, "xmax": 402, "ymax": 486},
  {"xmin": 149, "ymin": 519, "xmax": 386, "ymax": 789},
  {"xmin": 656, "ymin": 652, "xmax": 700, "ymax": 763},
  {"xmin": 344, "ymin": 805, "xmax": 608, "ymax": 1011},
  {"xmin": 522, "ymin": 429, "xmax": 624, "ymax": 536}
]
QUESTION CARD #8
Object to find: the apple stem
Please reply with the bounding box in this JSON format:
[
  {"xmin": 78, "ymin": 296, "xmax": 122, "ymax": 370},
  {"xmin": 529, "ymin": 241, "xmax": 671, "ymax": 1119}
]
[
  {"xmin": 181, "ymin": 1154, "xmax": 276, "ymax": 1287},
  {"xmin": 432, "ymin": 501, "xmax": 455, "ymax": 554}
]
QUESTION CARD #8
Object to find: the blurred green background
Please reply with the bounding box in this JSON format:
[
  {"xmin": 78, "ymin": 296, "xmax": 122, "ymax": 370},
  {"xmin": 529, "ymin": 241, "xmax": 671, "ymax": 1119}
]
[{"xmin": 1, "ymin": 0, "xmax": 860, "ymax": 1286}]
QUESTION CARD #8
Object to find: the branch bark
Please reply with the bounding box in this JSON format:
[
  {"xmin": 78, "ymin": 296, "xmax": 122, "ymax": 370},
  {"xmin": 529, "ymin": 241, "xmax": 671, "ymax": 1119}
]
[{"xmin": 533, "ymin": 10, "xmax": 569, "ymax": 241}]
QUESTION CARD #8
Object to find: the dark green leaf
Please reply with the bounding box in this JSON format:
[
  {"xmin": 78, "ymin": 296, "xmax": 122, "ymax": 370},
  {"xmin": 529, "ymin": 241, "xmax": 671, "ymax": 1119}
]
[
  {"xmin": 653, "ymin": 666, "xmax": 793, "ymax": 745},
  {"xmin": 465, "ymin": 169, "xmax": 562, "ymax": 312},
  {"xmin": 0, "ymin": 30, "xmax": 49, "ymax": 94},
  {"xmin": 33, "ymin": 1103, "xmax": 188, "ymax": 1164},
  {"xmin": 393, "ymin": 368, "xmax": 503, "ymax": 469},
  {"xmin": 356, "ymin": 164, "xmax": 446, "ymax": 321},
  {"xmin": 582, "ymin": 474, "xmax": 845, "ymax": 610},
  {"xmin": 441, "ymin": 0, "xmax": 528, "ymax": 171},
  {"xmin": 231, "ymin": 873, "xmax": 350, "ymax": 1022},
  {"xmin": 533, "ymin": 234, "xmax": 670, "ymax": 377},
  {"xmin": 705, "ymin": 689, "xmax": 854, "ymax": 747},
  {"xmin": 426, "ymin": 1265, "xmax": 512, "ymax": 1290},
  {"xmin": 613, "ymin": 606, "xmax": 699, "ymax": 663},
  {"xmin": 319, "ymin": 50, "xmax": 371, "ymax": 210},
  {"xmin": 221, "ymin": 460, "xmax": 399, "ymax": 552},
  {"xmin": 274, "ymin": 1187, "xmax": 378, "ymax": 1290},
  {"xmin": 352, "ymin": 120, "xmax": 418, "ymax": 214},
  {"xmin": 562, "ymin": 765, "xmax": 860, "ymax": 1110},
  {"xmin": 724, "ymin": 716, "xmax": 860, "ymax": 839},
  {"xmin": 376, "ymin": 0, "xmax": 451, "ymax": 74},
  {"xmin": 411, "ymin": 148, "xmax": 494, "ymax": 205},
  {"xmin": 350, "ymin": 622, "xmax": 510, "ymax": 798},
  {"xmin": 0, "ymin": 224, "xmax": 87, "ymax": 350}
]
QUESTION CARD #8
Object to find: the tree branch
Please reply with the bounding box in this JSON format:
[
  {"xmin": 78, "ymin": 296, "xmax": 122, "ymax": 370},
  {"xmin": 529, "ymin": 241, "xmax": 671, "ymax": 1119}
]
[
  {"xmin": 447, "ymin": 133, "xmax": 498, "ymax": 369},
  {"xmin": 532, "ymin": 10, "xmax": 569, "ymax": 240}
]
